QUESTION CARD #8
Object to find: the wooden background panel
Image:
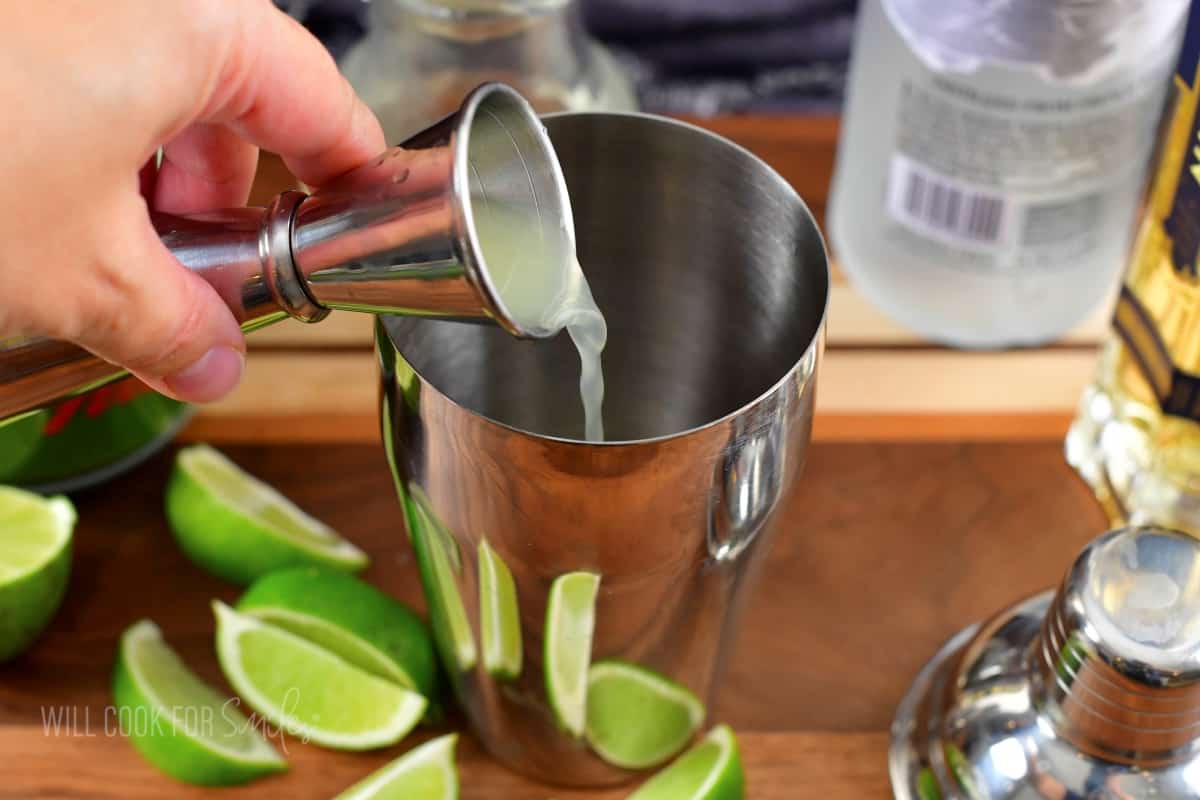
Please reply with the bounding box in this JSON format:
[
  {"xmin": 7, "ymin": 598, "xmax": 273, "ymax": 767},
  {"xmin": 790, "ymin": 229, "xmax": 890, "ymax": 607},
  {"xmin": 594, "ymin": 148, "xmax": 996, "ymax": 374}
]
[
  {"xmin": 681, "ymin": 115, "xmax": 842, "ymax": 233},
  {"xmin": 183, "ymin": 346, "xmax": 1099, "ymax": 444},
  {"xmin": 204, "ymin": 349, "xmax": 1100, "ymax": 418},
  {"xmin": 249, "ymin": 117, "xmax": 843, "ymax": 232},
  {"xmin": 238, "ymin": 115, "xmax": 1113, "ymax": 443},
  {"xmin": 245, "ymin": 285, "xmax": 1111, "ymax": 350},
  {"xmin": 248, "ymin": 136, "xmax": 1112, "ymax": 352},
  {"xmin": 180, "ymin": 411, "xmax": 1082, "ymax": 446},
  {"xmin": 821, "ymin": 286, "xmax": 1108, "ymax": 347}
]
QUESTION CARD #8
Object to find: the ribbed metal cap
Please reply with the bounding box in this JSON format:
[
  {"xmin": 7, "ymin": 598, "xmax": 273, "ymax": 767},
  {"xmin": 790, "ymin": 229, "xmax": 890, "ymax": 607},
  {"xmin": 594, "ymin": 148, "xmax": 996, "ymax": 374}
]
[
  {"xmin": 891, "ymin": 526, "xmax": 1200, "ymax": 800},
  {"xmin": 1037, "ymin": 527, "xmax": 1200, "ymax": 765}
]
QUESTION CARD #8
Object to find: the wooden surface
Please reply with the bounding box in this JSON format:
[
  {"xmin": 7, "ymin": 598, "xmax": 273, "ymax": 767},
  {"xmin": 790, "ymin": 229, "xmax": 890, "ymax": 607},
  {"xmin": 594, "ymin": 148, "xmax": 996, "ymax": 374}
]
[
  {"xmin": 227, "ymin": 116, "xmax": 1109, "ymax": 445},
  {"xmin": 0, "ymin": 442, "xmax": 1108, "ymax": 798}
]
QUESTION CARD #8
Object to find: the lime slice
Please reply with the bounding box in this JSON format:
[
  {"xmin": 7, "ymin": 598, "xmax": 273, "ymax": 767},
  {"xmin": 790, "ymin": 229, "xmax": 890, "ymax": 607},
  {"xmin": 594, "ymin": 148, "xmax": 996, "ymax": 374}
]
[
  {"xmin": 629, "ymin": 725, "xmax": 745, "ymax": 800},
  {"xmin": 0, "ymin": 487, "xmax": 74, "ymax": 661},
  {"xmin": 0, "ymin": 410, "xmax": 48, "ymax": 482},
  {"xmin": 917, "ymin": 767, "xmax": 943, "ymax": 800},
  {"xmin": 334, "ymin": 734, "xmax": 458, "ymax": 800},
  {"xmin": 408, "ymin": 487, "xmax": 463, "ymax": 573},
  {"xmin": 112, "ymin": 619, "xmax": 286, "ymax": 785},
  {"xmin": 945, "ymin": 743, "xmax": 977, "ymax": 795},
  {"xmin": 166, "ymin": 445, "xmax": 367, "ymax": 585},
  {"xmin": 478, "ymin": 540, "xmax": 522, "ymax": 680},
  {"xmin": 543, "ymin": 571, "xmax": 600, "ymax": 737},
  {"xmin": 236, "ymin": 567, "xmax": 438, "ymax": 699},
  {"xmin": 585, "ymin": 661, "xmax": 705, "ymax": 769},
  {"xmin": 404, "ymin": 493, "xmax": 476, "ymax": 673},
  {"xmin": 213, "ymin": 602, "xmax": 426, "ymax": 750}
]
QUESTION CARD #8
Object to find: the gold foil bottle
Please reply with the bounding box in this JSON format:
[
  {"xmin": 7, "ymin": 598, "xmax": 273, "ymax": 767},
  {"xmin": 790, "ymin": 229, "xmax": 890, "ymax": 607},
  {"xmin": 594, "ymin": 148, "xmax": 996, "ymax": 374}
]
[{"xmin": 1067, "ymin": 11, "xmax": 1200, "ymax": 533}]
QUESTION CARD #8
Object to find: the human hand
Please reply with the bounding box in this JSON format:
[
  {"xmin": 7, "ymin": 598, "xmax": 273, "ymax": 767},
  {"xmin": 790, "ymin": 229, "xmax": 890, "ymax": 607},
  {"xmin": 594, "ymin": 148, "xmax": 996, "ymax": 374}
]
[{"xmin": 0, "ymin": 0, "xmax": 386, "ymax": 402}]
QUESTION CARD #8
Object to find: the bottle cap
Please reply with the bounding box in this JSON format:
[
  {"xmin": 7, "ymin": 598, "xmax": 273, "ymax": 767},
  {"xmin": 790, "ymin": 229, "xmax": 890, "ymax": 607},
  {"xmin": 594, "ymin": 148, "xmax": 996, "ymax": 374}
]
[{"xmin": 892, "ymin": 527, "xmax": 1200, "ymax": 799}]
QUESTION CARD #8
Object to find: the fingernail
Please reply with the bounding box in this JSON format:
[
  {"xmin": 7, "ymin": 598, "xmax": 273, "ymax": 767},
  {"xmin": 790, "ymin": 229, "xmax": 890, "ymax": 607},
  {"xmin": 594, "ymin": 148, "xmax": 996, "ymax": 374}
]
[{"xmin": 163, "ymin": 346, "xmax": 245, "ymax": 403}]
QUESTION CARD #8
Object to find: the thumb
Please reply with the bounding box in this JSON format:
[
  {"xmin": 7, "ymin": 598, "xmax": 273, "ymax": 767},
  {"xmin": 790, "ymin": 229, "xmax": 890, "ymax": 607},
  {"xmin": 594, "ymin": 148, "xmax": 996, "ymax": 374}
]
[{"xmin": 70, "ymin": 197, "xmax": 246, "ymax": 403}]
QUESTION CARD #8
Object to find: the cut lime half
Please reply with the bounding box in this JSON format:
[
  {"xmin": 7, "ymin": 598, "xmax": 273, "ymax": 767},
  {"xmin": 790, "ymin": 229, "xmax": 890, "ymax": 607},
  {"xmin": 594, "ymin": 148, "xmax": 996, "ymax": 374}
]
[
  {"xmin": 213, "ymin": 602, "xmax": 426, "ymax": 751},
  {"xmin": 629, "ymin": 725, "xmax": 745, "ymax": 800},
  {"xmin": 585, "ymin": 660, "xmax": 705, "ymax": 769},
  {"xmin": 334, "ymin": 734, "xmax": 458, "ymax": 800},
  {"xmin": 478, "ymin": 540, "xmax": 522, "ymax": 680},
  {"xmin": 543, "ymin": 571, "xmax": 600, "ymax": 738},
  {"xmin": 0, "ymin": 487, "xmax": 75, "ymax": 661},
  {"xmin": 166, "ymin": 445, "xmax": 367, "ymax": 585},
  {"xmin": 112, "ymin": 619, "xmax": 286, "ymax": 786}
]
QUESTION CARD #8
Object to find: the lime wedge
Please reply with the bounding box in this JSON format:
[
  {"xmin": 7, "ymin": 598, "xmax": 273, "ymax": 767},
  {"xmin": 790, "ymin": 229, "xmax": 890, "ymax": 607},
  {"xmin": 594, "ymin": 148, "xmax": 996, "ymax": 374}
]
[
  {"xmin": 166, "ymin": 445, "xmax": 367, "ymax": 585},
  {"xmin": 629, "ymin": 725, "xmax": 745, "ymax": 800},
  {"xmin": 543, "ymin": 571, "xmax": 600, "ymax": 737},
  {"xmin": 404, "ymin": 493, "xmax": 476, "ymax": 673},
  {"xmin": 945, "ymin": 743, "xmax": 977, "ymax": 795},
  {"xmin": 334, "ymin": 734, "xmax": 458, "ymax": 800},
  {"xmin": 0, "ymin": 410, "xmax": 48, "ymax": 482},
  {"xmin": 478, "ymin": 540, "xmax": 522, "ymax": 680},
  {"xmin": 413, "ymin": 488, "xmax": 464, "ymax": 574},
  {"xmin": 917, "ymin": 767, "xmax": 943, "ymax": 800},
  {"xmin": 236, "ymin": 567, "xmax": 438, "ymax": 700},
  {"xmin": 112, "ymin": 619, "xmax": 286, "ymax": 785},
  {"xmin": 585, "ymin": 661, "xmax": 705, "ymax": 768},
  {"xmin": 0, "ymin": 487, "xmax": 74, "ymax": 661},
  {"xmin": 213, "ymin": 602, "xmax": 426, "ymax": 750}
]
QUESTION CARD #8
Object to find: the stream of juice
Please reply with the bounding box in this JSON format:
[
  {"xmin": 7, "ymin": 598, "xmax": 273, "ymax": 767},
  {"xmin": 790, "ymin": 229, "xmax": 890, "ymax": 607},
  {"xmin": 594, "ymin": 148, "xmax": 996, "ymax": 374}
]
[{"xmin": 473, "ymin": 203, "xmax": 607, "ymax": 441}]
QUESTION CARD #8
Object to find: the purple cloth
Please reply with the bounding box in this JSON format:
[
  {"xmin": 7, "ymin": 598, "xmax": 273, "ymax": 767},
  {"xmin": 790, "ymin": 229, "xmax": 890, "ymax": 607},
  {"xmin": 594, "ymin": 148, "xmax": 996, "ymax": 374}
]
[
  {"xmin": 584, "ymin": 0, "xmax": 855, "ymax": 36},
  {"xmin": 622, "ymin": 15, "xmax": 854, "ymax": 73},
  {"xmin": 279, "ymin": 0, "xmax": 856, "ymax": 113},
  {"xmin": 587, "ymin": 0, "xmax": 854, "ymax": 113},
  {"xmin": 276, "ymin": 0, "xmax": 366, "ymax": 60}
]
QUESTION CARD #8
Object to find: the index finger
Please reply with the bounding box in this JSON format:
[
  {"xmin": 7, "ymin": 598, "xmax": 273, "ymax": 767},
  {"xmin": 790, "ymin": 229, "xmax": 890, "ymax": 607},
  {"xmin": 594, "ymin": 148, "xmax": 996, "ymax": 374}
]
[{"xmin": 202, "ymin": 2, "xmax": 387, "ymax": 188}]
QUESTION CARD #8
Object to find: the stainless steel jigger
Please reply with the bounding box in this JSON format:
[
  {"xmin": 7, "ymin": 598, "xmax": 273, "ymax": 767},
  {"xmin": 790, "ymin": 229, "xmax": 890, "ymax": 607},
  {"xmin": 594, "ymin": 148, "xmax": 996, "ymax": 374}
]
[
  {"xmin": 0, "ymin": 82, "xmax": 569, "ymax": 419},
  {"xmin": 892, "ymin": 526, "xmax": 1200, "ymax": 799}
]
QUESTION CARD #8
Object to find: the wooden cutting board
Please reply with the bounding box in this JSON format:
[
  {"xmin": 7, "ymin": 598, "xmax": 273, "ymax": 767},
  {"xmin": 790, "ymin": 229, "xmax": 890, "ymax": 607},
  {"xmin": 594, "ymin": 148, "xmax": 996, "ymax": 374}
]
[{"xmin": 0, "ymin": 440, "xmax": 1107, "ymax": 798}]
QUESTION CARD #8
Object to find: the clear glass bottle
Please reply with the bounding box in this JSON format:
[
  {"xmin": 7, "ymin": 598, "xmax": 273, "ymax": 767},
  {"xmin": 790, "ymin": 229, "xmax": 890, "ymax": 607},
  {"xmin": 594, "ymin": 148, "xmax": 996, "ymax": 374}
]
[
  {"xmin": 828, "ymin": 0, "xmax": 1187, "ymax": 348},
  {"xmin": 340, "ymin": 0, "xmax": 637, "ymax": 143}
]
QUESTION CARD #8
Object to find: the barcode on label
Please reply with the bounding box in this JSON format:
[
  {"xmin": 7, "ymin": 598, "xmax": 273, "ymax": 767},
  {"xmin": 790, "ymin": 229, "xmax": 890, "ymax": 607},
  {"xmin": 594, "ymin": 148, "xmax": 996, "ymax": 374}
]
[{"xmin": 887, "ymin": 155, "xmax": 1009, "ymax": 250}]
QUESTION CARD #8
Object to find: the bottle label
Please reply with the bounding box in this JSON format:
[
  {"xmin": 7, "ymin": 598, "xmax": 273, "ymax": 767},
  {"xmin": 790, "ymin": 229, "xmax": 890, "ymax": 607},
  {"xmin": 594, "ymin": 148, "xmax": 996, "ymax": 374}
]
[
  {"xmin": 1114, "ymin": 11, "xmax": 1200, "ymax": 420},
  {"xmin": 883, "ymin": 65, "xmax": 1172, "ymax": 271},
  {"xmin": 886, "ymin": 154, "xmax": 1011, "ymax": 252}
]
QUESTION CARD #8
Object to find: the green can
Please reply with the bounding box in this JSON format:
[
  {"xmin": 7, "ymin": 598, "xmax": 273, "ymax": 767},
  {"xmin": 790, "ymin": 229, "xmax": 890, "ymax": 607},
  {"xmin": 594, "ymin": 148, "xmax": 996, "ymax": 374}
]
[{"xmin": 0, "ymin": 378, "xmax": 190, "ymax": 492}]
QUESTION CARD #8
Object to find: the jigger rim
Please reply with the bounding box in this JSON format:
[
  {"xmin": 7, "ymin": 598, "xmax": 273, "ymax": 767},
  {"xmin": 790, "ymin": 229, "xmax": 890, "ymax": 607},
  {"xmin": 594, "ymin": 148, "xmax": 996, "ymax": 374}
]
[
  {"xmin": 385, "ymin": 110, "xmax": 831, "ymax": 448},
  {"xmin": 453, "ymin": 82, "xmax": 577, "ymax": 340}
]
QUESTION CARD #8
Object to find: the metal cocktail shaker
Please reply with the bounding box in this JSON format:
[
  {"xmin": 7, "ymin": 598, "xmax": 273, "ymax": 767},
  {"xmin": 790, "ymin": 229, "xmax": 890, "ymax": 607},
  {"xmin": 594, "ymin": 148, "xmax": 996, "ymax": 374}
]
[
  {"xmin": 893, "ymin": 526, "xmax": 1200, "ymax": 799},
  {"xmin": 0, "ymin": 82, "xmax": 569, "ymax": 420},
  {"xmin": 378, "ymin": 111, "xmax": 829, "ymax": 786}
]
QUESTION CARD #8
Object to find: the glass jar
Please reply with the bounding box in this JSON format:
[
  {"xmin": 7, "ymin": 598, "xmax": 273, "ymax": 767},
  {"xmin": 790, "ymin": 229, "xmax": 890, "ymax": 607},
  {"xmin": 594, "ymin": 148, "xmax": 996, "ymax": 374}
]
[{"xmin": 340, "ymin": 0, "xmax": 637, "ymax": 143}]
